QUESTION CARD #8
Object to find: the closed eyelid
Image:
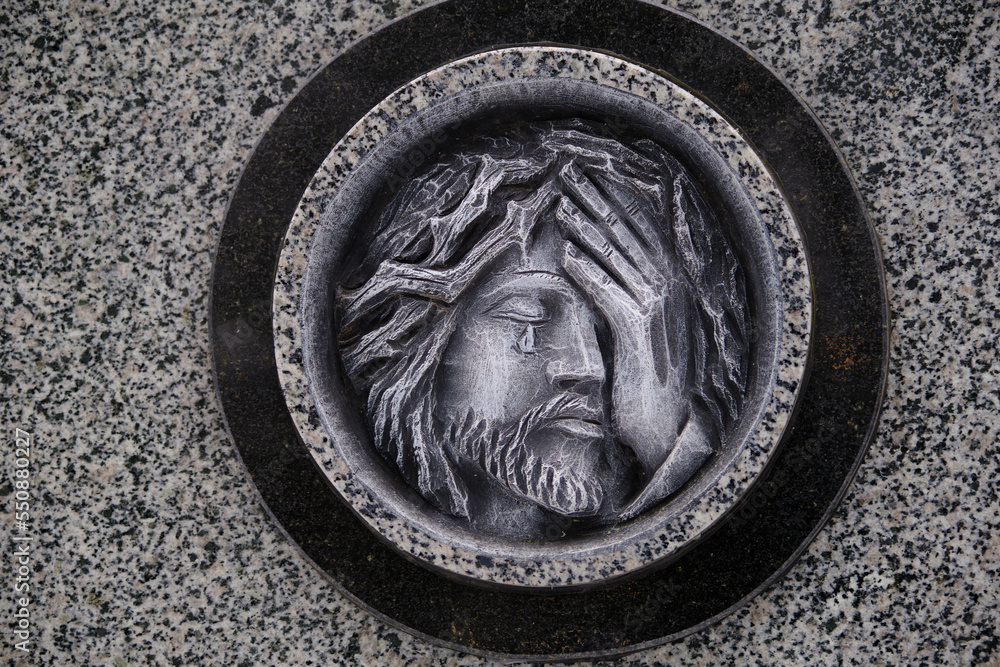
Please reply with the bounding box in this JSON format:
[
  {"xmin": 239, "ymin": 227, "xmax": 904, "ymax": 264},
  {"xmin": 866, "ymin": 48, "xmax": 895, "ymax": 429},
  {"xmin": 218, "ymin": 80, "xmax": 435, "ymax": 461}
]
[{"xmin": 485, "ymin": 297, "xmax": 549, "ymax": 323}]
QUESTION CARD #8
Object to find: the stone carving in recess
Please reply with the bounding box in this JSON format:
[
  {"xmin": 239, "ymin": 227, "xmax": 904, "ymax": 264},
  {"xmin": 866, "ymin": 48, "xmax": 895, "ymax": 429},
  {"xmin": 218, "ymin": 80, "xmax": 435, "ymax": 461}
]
[{"xmin": 336, "ymin": 120, "xmax": 749, "ymax": 539}]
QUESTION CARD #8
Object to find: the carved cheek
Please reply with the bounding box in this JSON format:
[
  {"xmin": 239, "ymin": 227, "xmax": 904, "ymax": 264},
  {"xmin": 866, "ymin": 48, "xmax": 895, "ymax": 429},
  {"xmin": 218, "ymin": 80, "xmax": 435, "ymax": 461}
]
[{"xmin": 441, "ymin": 320, "xmax": 549, "ymax": 422}]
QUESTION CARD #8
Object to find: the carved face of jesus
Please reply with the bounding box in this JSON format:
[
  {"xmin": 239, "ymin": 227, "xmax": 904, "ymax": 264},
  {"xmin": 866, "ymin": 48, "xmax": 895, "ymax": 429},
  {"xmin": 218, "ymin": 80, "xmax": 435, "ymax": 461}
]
[{"xmin": 437, "ymin": 226, "xmax": 611, "ymax": 517}]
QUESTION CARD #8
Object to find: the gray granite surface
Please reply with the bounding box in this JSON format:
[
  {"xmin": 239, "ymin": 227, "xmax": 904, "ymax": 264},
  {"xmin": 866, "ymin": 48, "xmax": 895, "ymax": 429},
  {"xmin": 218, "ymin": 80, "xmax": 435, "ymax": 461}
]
[{"xmin": 2, "ymin": 0, "xmax": 998, "ymax": 664}]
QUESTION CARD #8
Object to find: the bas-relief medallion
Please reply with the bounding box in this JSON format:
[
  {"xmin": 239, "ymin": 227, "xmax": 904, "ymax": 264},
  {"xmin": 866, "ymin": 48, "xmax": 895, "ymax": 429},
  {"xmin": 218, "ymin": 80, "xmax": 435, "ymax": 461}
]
[
  {"xmin": 337, "ymin": 120, "xmax": 749, "ymax": 537},
  {"xmin": 215, "ymin": 3, "xmax": 887, "ymax": 652},
  {"xmin": 273, "ymin": 46, "xmax": 811, "ymax": 587}
]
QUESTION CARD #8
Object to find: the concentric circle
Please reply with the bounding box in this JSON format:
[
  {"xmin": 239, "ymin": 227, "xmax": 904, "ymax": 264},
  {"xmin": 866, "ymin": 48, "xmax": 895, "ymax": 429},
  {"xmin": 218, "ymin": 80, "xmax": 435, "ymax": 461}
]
[
  {"xmin": 273, "ymin": 46, "xmax": 811, "ymax": 588},
  {"xmin": 211, "ymin": 0, "xmax": 887, "ymax": 659}
]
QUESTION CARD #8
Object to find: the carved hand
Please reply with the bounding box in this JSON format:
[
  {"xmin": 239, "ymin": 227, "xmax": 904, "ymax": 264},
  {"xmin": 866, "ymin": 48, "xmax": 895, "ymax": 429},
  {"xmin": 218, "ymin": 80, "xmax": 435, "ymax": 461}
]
[{"xmin": 557, "ymin": 163, "xmax": 689, "ymax": 476}]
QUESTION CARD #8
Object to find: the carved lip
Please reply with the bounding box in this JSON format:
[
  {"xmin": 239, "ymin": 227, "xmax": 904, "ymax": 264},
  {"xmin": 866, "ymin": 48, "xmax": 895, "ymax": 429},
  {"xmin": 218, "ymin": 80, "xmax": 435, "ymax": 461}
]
[
  {"xmin": 546, "ymin": 397, "xmax": 603, "ymax": 424},
  {"xmin": 546, "ymin": 417, "xmax": 605, "ymax": 439}
]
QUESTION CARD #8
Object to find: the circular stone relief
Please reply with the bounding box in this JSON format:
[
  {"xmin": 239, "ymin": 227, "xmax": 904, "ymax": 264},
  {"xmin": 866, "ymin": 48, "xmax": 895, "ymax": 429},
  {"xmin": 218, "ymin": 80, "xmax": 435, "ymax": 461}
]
[{"xmin": 273, "ymin": 46, "xmax": 811, "ymax": 589}]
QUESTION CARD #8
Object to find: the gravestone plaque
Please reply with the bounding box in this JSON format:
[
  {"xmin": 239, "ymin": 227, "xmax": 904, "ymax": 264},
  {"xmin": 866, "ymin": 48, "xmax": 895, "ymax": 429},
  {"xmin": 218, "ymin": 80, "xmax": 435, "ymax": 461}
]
[
  {"xmin": 211, "ymin": 1, "xmax": 887, "ymax": 660},
  {"xmin": 273, "ymin": 46, "xmax": 811, "ymax": 588}
]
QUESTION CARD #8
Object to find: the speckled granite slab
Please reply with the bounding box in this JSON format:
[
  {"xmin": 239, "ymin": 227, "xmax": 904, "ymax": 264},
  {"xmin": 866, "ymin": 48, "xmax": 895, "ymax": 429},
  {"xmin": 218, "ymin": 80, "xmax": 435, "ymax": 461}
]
[{"xmin": 2, "ymin": 0, "xmax": 998, "ymax": 665}]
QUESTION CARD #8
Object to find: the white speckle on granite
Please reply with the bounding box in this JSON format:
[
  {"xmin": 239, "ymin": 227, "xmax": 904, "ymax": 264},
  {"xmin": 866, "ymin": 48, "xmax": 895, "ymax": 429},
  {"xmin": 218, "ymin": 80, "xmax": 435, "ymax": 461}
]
[{"xmin": 2, "ymin": 0, "xmax": 998, "ymax": 665}]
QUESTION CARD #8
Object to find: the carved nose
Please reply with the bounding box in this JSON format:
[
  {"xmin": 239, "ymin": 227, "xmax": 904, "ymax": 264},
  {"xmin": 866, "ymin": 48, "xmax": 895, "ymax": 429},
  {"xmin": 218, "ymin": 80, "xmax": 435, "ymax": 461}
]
[{"xmin": 545, "ymin": 320, "xmax": 605, "ymax": 388}]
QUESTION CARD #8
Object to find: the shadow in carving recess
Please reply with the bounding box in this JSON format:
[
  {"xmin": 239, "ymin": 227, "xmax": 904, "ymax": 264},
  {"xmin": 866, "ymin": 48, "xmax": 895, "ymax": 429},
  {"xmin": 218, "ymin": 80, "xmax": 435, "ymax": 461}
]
[{"xmin": 334, "ymin": 119, "xmax": 750, "ymax": 540}]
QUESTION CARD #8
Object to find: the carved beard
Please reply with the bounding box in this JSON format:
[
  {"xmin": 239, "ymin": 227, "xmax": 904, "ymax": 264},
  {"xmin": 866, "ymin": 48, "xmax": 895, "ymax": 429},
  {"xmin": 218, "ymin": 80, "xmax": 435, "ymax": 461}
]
[{"xmin": 443, "ymin": 394, "xmax": 605, "ymax": 517}]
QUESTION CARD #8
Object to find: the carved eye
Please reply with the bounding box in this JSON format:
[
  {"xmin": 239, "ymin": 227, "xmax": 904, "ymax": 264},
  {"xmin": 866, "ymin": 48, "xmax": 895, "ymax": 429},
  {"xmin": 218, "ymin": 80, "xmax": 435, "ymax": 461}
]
[
  {"xmin": 488, "ymin": 297, "xmax": 548, "ymax": 355},
  {"xmin": 490, "ymin": 299, "xmax": 547, "ymax": 324},
  {"xmin": 516, "ymin": 324, "xmax": 537, "ymax": 354}
]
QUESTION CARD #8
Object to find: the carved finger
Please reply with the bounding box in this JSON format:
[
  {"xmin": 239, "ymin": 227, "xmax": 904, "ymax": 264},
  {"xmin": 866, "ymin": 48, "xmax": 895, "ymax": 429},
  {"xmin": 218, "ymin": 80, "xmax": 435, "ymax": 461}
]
[
  {"xmin": 559, "ymin": 162, "xmax": 665, "ymax": 274},
  {"xmin": 562, "ymin": 241, "xmax": 641, "ymax": 336},
  {"xmin": 556, "ymin": 198, "xmax": 657, "ymax": 304},
  {"xmin": 588, "ymin": 169, "xmax": 671, "ymax": 258}
]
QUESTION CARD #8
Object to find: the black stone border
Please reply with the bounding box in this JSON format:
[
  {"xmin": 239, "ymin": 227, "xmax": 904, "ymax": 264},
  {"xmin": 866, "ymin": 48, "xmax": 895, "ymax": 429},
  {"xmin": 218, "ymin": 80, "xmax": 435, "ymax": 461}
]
[{"xmin": 210, "ymin": 0, "xmax": 889, "ymax": 660}]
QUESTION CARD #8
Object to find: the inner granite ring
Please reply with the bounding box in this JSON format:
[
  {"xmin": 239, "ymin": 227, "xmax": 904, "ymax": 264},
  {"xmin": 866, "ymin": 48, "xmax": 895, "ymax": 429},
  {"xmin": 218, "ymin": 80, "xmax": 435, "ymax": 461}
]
[{"xmin": 273, "ymin": 47, "xmax": 811, "ymax": 589}]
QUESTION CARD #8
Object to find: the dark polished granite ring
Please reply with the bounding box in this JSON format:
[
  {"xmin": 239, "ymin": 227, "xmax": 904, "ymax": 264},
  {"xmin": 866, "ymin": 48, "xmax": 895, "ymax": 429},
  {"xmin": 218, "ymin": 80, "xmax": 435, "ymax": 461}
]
[{"xmin": 211, "ymin": 0, "xmax": 888, "ymax": 660}]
